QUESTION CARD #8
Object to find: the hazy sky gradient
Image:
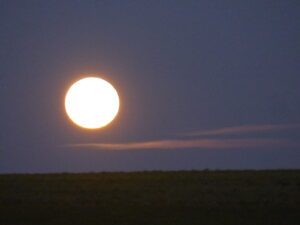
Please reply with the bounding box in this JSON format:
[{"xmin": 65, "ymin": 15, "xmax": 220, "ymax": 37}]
[{"xmin": 0, "ymin": 1, "xmax": 299, "ymax": 173}]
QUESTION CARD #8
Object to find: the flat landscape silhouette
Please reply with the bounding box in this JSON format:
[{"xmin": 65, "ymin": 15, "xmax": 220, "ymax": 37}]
[{"xmin": 1, "ymin": 170, "xmax": 299, "ymax": 225}]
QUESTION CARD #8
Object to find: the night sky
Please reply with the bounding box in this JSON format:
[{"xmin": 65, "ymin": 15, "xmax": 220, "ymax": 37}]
[{"xmin": 1, "ymin": 1, "xmax": 299, "ymax": 173}]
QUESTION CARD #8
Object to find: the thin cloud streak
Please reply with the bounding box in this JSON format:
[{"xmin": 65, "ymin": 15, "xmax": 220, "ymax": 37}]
[
  {"xmin": 185, "ymin": 124, "xmax": 300, "ymax": 137},
  {"xmin": 66, "ymin": 138, "xmax": 300, "ymax": 151}
]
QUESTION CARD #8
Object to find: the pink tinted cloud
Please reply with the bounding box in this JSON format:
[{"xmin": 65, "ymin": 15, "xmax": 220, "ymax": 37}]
[
  {"xmin": 185, "ymin": 124, "xmax": 300, "ymax": 137},
  {"xmin": 67, "ymin": 138, "xmax": 300, "ymax": 150}
]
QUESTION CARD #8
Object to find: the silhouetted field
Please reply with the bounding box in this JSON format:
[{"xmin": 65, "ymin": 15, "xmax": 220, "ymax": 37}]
[{"xmin": 1, "ymin": 170, "xmax": 299, "ymax": 225}]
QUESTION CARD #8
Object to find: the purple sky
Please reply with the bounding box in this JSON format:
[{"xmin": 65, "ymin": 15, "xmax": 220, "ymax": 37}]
[{"xmin": 0, "ymin": 1, "xmax": 299, "ymax": 173}]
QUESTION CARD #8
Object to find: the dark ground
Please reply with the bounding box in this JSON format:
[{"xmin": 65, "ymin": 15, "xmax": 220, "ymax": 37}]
[{"xmin": 0, "ymin": 170, "xmax": 299, "ymax": 225}]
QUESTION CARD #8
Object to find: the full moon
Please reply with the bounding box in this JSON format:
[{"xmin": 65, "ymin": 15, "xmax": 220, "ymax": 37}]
[{"xmin": 65, "ymin": 77, "xmax": 120, "ymax": 129}]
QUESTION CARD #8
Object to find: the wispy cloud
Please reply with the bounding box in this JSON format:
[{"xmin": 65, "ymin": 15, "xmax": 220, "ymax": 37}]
[
  {"xmin": 66, "ymin": 138, "xmax": 300, "ymax": 150},
  {"xmin": 65, "ymin": 123, "xmax": 300, "ymax": 151},
  {"xmin": 184, "ymin": 124, "xmax": 300, "ymax": 137}
]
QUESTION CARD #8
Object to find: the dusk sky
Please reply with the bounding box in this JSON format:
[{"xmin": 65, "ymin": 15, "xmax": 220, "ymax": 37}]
[{"xmin": 1, "ymin": 1, "xmax": 299, "ymax": 173}]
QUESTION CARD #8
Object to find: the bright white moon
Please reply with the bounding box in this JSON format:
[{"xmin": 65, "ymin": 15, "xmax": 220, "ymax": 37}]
[{"xmin": 65, "ymin": 77, "xmax": 120, "ymax": 129}]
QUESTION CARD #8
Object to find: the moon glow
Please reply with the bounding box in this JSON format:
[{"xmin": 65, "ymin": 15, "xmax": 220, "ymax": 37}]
[{"xmin": 65, "ymin": 77, "xmax": 120, "ymax": 129}]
